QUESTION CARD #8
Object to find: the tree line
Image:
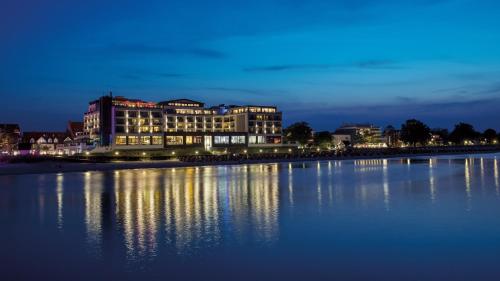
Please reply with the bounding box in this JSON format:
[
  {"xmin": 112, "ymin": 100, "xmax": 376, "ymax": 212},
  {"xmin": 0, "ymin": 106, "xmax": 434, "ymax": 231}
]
[{"xmin": 284, "ymin": 120, "xmax": 499, "ymax": 148}]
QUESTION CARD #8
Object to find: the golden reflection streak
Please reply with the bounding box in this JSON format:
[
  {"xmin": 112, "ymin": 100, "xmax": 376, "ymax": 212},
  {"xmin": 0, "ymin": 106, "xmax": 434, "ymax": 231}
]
[
  {"xmin": 56, "ymin": 173, "xmax": 64, "ymax": 229},
  {"xmin": 84, "ymin": 171, "xmax": 102, "ymax": 256},
  {"xmin": 480, "ymin": 158, "xmax": 485, "ymax": 189},
  {"xmin": 429, "ymin": 158, "xmax": 436, "ymax": 203},
  {"xmin": 317, "ymin": 161, "xmax": 322, "ymax": 210},
  {"xmin": 383, "ymin": 159, "xmax": 390, "ymax": 211},
  {"xmin": 494, "ymin": 158, "xmax": 499, "ymax": 196},
  {"xmin": 288, "ymin": 163, "xmax": 294, "ymax": 207},
  {"xmin": 328, "ymin": 161, "xmax": 333, "ymax": 207},
  {"xmin": 464, "ymin": 158, "xmax": 472, "ymax": 211}
]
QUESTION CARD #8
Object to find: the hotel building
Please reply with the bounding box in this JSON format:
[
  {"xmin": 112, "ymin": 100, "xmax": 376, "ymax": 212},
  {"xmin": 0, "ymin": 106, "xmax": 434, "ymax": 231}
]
[{"xmin": 83, "ymin": 95, "xmax": 283, "ymax": 151}]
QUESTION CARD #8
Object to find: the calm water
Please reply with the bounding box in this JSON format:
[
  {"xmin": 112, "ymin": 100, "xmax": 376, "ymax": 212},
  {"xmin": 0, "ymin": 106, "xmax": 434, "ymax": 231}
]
[{"xmin": 1, "ymin": 154, "xmax": 500, "ymax": 280}]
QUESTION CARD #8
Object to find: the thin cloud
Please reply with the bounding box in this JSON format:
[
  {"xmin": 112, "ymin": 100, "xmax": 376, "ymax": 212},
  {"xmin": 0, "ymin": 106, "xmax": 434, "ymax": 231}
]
[
  {"xmin": 106, "ymin": 43, "xmax": 226, "ymax": 59},
  {"xmin": 205, "ymin": 87, "xmax": 286, "ymax": 96},
  {"xmin": 243, "ymin": 60, "xmax": 400, "ymax": 72}
]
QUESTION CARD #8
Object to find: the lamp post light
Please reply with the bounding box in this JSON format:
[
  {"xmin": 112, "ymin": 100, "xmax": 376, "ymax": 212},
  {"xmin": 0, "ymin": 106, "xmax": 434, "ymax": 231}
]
[{"xmin": 114, "ymin": 151, "xmax": 120, "ymax": 156}]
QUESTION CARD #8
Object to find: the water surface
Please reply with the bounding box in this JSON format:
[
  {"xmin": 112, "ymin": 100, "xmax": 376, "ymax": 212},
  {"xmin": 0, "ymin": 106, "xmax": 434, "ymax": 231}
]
[{"xmin": 1, "ymin": 154, "xmax": 500, "ymax": 280}]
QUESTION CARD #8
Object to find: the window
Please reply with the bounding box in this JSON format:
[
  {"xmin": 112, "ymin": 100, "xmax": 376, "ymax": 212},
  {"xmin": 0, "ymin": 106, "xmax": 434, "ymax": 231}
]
[
  {"xmin": 152, "ymin": 136, "xmax": 163, "ymax": 145},
  {"xmin": 152, "ymin": 112, "xmax": 162, "ymax": 118},
  {"xmin": 185, "ymin": 136, "xmax": 193, "ymax": 145},
  {"xmin": 214, "ymin": 136, "xmax": 229, "ymax": 144},
  {"xmin": 266, "ymin": 136, "xmax": 282, "ymax": 144},
  {"xmin": 116, "ymin": 119, "xmax": 125, "ymax": 125},
  {"xmin": 257, "ymin": 136, "xmax": 266, "ymax": 144},
  {"xmin": 128, "ymin": 136, "xmax": 139, "ymax": 145},
  {"xmin": 115, "ymin": 126, "xmax": 125, "ymax": 133},
  {"xmin": 115, "ymin": 111, "xmax": 125, "ymax": 117},
  {"xmin": 115, "ymin": 136, "xmax": 127, "ymax": 145},
  {"xmin": 140, "ymin": 111, "xmax": 149, "ymax": 118},
  {"xmin": 140, "ymin": 136, "xmax": 150, "ymax": 145},
  {"xmin": 193, "ymin": 136, "xmax": 203, "ymax": 144},
  {"xmin": 249, "ymin": 136, "xmax": 256, "ymax": 144},
  {"xmin": 128, "ymin": 111, "xmax": 137, "ymax": 118},
  {"xmin": 166, "ymin": 136, "xmax": 183, "ymax": 145},
  {"xmin": 153, "ymin": 126, "xmax": 161, "ymax": 133},
  {"xmin": 231, "ymin": 136, "xmax": 246, "ymax": 144}
]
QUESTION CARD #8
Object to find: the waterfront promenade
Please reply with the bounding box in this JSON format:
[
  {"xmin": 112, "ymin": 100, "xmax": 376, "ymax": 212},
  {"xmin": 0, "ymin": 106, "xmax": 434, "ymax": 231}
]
[{"xmin": 1, "ymin": 145, "xmax": 499, "ymax": 175}]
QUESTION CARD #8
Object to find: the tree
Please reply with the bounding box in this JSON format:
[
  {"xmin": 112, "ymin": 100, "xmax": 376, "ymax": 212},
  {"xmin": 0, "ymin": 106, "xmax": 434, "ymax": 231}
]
[
  {"xmin": 430, "ymin": 128, "xmax": 449, "ymax": 145},
  {"xmin": 449, "ymin": 123, "xmax": 479, "ymax": 145},
  {"xmin": 400, "ymin": 119, "xmax": 431, "ymax": 146},
  {"xmin": 482, "ymin": 128, "xmax": 497, "ymax": 144},
  {"xmin": 284, "ymin": 122, "xmax": 313, "ymax": 146},
  {"xmin": 313, "ymin": 131, "xmax": 332, "ymax": 149}
]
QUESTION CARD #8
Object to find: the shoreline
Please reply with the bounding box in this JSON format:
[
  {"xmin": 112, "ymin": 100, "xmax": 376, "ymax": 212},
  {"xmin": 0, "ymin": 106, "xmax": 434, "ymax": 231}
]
[{"xmin": 1, "ymin": 150, "xmax": 499, "ymax": 176}]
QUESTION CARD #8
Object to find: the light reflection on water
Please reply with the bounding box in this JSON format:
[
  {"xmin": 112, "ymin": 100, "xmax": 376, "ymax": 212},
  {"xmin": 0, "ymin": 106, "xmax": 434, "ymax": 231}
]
[{"xmin": 3, "ymin": 154, "xmax": 500, "ymax": 280}]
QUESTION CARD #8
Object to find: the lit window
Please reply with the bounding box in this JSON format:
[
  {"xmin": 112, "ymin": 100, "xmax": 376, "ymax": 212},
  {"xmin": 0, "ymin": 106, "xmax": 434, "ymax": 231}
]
[
  {"xmin": 231, "ymin": 136, "xmax": 246, "ymax": 144},
  {"xmin": 185, "ymin": 136, "xmax": 193, "ymax": 145},
  {"xmin": 128, "ymin": 136, "xmax": 139, "ymax": 145},
  {"xmin": 249, "ymin": 136, "xmax": 256, "ymax": 144},
  {"xmin": 166, "ymin": 136, "xmax": 183, "ymax": 145},
  {"xmin": 115, "ymin": 136, "xmax": 127, "ymax": 145},
  {"xmin": 214, "ymin": 136, "xmax": 229, "ymax": 144},
  {"xmin": 140, "ymin": 136, "xmax": 150, "ymax": 145},
  {"xmin": 152, "ymin": 136, "xmax": 163, "ymax": 145}
]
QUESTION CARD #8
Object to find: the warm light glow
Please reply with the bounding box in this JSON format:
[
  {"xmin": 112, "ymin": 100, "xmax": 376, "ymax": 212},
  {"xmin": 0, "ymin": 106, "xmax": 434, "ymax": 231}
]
[
  {"xmin": 259, "ymin": 149, "xmax": 263, "ymax": 153},
  {"xmin": 85, "ymin": 151, "xmax": 90, "ymax": 156},
  {"xmin": 142, "ymin": 152, "xmax": 146, "ymax": 156},
  {"xmin": 273, "ymin": 149, "xmax": 278, "ymax": 153},
  {"xmin": 171, "ymin": 151, "xmax": 176, "ymax": 155},
  {"xmin": 114, "ymin": 151, "xmax": 120, "ymax": 156},
  {"xmin": 195, "ymin": 151, "xmax": 199, "ymax": 154}
]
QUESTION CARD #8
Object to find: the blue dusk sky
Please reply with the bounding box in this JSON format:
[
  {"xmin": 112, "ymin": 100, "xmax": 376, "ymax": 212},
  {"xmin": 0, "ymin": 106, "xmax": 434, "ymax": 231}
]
[{"xmin": 1, "ymin": 0, "xmax": 500, "ymax": 131}]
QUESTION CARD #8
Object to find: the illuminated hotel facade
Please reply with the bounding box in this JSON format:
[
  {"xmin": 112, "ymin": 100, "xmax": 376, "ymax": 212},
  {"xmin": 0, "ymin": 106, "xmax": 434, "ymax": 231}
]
[{"xmin": 83, "ymin": 95, "xmax": 283, "ymax": 150}]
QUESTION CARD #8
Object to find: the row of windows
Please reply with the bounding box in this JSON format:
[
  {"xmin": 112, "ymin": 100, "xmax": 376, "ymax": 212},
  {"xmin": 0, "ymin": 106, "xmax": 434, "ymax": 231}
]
[
  {"xmin": 250, "ymin": 114, "xmax": 282, "ymax": 121},
  {"xmin": 115, "ymin": 126, "xmax": 162, "ymax": 133},
  {"xmin": 116, "ymin": 119, "xmax": 162, "ymax": 125},
  {"xmin": 249, "ymin": 128, "xmax": 282, "ymax": 134},
  {"xmin": 248, "ymin": 136, "xmax": 282, "ymax": 144},
  {"xmin": 166, "ymin": 116, "xmax": 230, "ymax": 123},
  {"xmin": 115, "ymin": 111, "xmax": 162, "ymax": 118},
  {"xmin": 115, "ymin": 136, "xmax": 163, "ymax": 145}
]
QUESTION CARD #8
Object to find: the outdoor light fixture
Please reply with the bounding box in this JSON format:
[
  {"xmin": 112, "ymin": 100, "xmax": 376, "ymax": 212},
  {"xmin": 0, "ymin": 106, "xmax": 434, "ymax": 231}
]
[
  {"xmin": 259, "ymin": 149, "xmax": 263, "ymax": 153},
  {"xmin": 142, "ymin": 152, "xmax": 146, "ymax": 156},
  {"xmin": 274, "ymin": 149, "xmax": 278, "ymax": 153},
  {"xmin": 171, "ymin": 151, "xmax": 176, "ymax": 155},
  {"xmin": 115, "ymin": 151, "xmax": 120, "ymax": 156},
  {"xmin": 195, "ymin": 151, "xmax": 199, "ymax": 154},
  {"xmin": 243, "ymin": 149, "xmax": 247, "ymax": 154},
  {"xmin": 288, "ymin": 148, "xmax": 292, "ymax": 152},
  {"xmin": 85, "ymin": 151, "xmax": 90, "ymax": 155}
]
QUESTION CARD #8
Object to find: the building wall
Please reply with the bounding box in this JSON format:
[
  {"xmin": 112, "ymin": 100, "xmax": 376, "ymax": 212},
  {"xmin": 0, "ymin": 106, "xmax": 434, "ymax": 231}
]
[{"xmin": 84, "ymin": 96, "xmax": 284, "ymax": 151}]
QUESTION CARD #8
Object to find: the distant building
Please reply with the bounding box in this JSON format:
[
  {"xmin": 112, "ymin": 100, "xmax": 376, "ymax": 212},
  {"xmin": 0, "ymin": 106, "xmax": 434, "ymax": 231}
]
[
  {"xmin": 383, "ymin": 126, "xmax": 402, "ymax": 147},
  {"xmin": 83, "ymin": 95, "xmax": 283, "ymax": 151},
  {"xmin": 22, "ymin": 132, "xmax": 71, "ymax": 155},
  {"xmin": 0, "ymin": 124, "xmax": 21, "ymax": 154},
  {"xmin": 332, "ymin": 134, "xmax": 351, "ymax": 149},
  {"xmin": 334, "ymin": 123, "xmax": 386, "ymax": 148}
]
